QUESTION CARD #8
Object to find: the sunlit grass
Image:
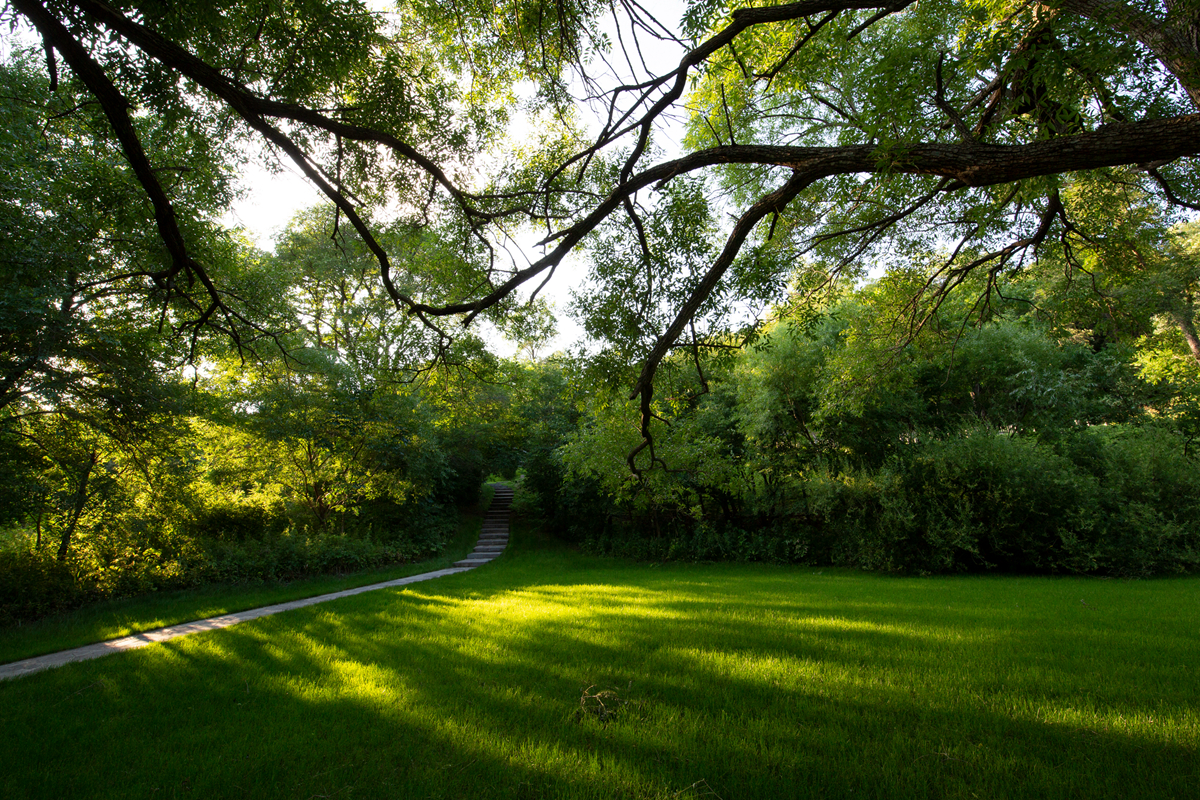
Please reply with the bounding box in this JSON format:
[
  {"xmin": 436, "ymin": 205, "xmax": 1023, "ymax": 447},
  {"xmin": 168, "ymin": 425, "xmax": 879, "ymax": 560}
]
[
  {"xmin": 0, "ymin": 486, "xmax": 493, "ymax": 665},
  {"xmin": 0, "ymin": 520, "xmax": 1195, "ymax": 798}
]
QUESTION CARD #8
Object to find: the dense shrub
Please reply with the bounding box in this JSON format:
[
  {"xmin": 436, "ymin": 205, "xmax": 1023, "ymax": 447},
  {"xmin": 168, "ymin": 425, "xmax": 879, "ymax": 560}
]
[
  {"xmin": 839, "ymin": 426, "xmax": 1200, "ymax": 575},
  {"xmin": 190, "ymin": 532, "xmax": 439, "ymax": 585},
  {"xmin": 0, "ymin": 549, "xmax": 84, "ymax": 624},
  {"xmin": 540, "ymin": 291, "xmax": 1198, "ymax": 577},
  {"xmin": 0, "ymin": 502, "xmax": 457, "ymax": 625},
  {"xmin": 869, "ymin": 432, "xmax": 1097, "ymax": 573},
  {"xmin": 1067, "ymin": 427, "xmax": 1200, "ymax": 576},
  {"xmin": 190, "ymin": 501, "xmax": 290, "ymax": 543},
  {"xmin": 555, "ymin": 424, "xmax": 1199, "ymax": 576}
]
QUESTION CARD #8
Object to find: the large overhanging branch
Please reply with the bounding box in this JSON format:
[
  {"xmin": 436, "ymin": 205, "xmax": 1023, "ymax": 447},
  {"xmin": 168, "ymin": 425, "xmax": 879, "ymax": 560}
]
[
  {"xmin": 67, "ymin": 0, "xmax": 480, "ymax": 213},
  {"xmin": 17, "ymin": 0, "xmax": 493, "ymax": 351},
  {"xmin": 604, "ymin": 115, "xmax": 1200, "ymax": 469},
  {"xmin": 410, "ymin": 113, "xmax": 1200, "ymax": 322},
  {"xmin": 27, "ymin": 1, "xmax": 1197, "ymax": 318},
  {"xmin": 627, "ymin": 168, "xmax": 815, "ymax": 474},
  {"xmin": 559, "ymin": 0, "xmax": 916, "ymax": 184},
  {"xmin": 17, "ymin": 0, "xmax": 1200, "ymax": 456},
  {"xmin": 12, "ymin": 0, "xmax": 272, "ymax": 354}
]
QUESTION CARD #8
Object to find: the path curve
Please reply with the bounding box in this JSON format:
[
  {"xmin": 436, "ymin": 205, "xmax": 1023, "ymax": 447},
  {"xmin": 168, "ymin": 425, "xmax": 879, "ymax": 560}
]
[{"xmin": 0, "ymin": 484, "xmax": 514, "ymax": 682}]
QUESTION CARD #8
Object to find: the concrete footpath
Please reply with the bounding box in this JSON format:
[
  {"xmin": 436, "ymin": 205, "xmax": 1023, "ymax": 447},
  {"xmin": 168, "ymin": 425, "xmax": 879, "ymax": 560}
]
[
  {"xmin": 0, "ymin": 567, "xmax": 473, "ymax": 681},
  {"xmin": 0, "ymin": 485, "xmax": 513, "ymax": 682}
]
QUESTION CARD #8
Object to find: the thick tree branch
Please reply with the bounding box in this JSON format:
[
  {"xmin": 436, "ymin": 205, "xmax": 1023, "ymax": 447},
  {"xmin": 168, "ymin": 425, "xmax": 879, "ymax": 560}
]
[
  {"xmin": 420, "ymin": 114, "xmax": 1200, "ymax": 323},
  {"xmin": 608, "ymin": 1, "xmax": 917, "ymax": 181},
  {"xmin": 17, "ymin": 0, "xmax": 1200, "ymax": 453},
  {"xmin": 12, "ymin": 0, "xmax": 263, "ymax": 351},
  {"xmin": 626, "ymin": 169, "xmax": 817, "ymax": 467},
  {"xmin": 68, "ymin": 0, "xmax": 482, "ymax": 213}
]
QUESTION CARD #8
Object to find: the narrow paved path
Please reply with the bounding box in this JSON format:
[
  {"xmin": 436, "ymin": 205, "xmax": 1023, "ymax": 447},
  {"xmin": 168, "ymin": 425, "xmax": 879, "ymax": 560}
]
[{"xmin": 0, "ymin": 484, "xmax": 514, "ymax": 682}]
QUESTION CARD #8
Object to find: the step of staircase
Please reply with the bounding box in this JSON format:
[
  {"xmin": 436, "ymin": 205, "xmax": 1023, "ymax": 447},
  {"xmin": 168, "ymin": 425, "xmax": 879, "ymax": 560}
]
[{"xmin": 452, "ymin": 557, "xmax": 495, "ymax": 567}]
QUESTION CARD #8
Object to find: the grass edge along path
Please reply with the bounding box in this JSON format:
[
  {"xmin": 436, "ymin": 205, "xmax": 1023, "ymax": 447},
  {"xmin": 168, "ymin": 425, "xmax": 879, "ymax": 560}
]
[{"xmin": 0, "ymin": 484, "xmax": 506, "ymax": 670}]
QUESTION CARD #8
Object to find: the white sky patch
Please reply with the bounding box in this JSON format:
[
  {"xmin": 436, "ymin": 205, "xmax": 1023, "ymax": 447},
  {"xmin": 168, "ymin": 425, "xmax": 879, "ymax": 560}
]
[{"xmin": 222, "ymin": 159, "xmax": 324, "ymax": 250}]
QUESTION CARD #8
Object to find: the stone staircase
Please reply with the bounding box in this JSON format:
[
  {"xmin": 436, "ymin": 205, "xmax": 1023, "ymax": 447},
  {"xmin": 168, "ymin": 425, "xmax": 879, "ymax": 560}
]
[{"xmin": 453, "ymin": 483, "xmax": 513, "ymax": 568}]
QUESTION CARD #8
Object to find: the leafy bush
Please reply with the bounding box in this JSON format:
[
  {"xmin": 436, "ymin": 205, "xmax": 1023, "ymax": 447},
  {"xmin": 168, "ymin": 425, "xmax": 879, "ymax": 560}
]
[
  {"xmin": 190, "ymin": 533, "xmax": 434, "ymax": 585},
  {"xmin": 0, "ymin": 549, "xmax": 85, "ymax": 624},
  {"xmin": 560, "ymin": 422, "xmax": 1199, "ymax": 576},
  {"xmin": 810, "ymin": 426, "xmax": 1200, "ymax": 575},
  {"xmin": 1066, "ymin": 426, "xmax": 1200, "ymax": 576},
  {"xmin": 0, "ymin": 504, "xmax": 456, "ymax": 625},
  {"xmin": 190, "ymin": 500, "xmax": 290, "ymax": 543},
  {"xmin": 823, "ymin": 432, "xmax": 1095, "ymax": 573}
]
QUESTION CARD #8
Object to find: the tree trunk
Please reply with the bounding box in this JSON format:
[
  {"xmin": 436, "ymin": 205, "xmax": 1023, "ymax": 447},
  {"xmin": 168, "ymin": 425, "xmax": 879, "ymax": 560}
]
[
  {"xmin": 1172, "ymin": 308, "xmax": 1200, "ymax": 364},
  {"xmin": 58, "ymin": 448, "xmax": 98, "ymax": 561},
  {"xmin": 1059, "ymin": 0, "xmax": 1200, "ymax": 111}
]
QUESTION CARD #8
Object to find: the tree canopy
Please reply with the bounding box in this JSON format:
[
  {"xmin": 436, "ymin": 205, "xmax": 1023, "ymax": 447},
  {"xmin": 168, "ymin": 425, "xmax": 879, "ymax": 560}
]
[{"xmin": 6, "ymin": 0, "xmax": 1200, "ymax": 465}]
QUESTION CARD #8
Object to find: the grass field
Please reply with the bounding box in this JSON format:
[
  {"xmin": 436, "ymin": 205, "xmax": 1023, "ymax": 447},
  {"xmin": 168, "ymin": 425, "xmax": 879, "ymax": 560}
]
[
  {"xmin": 0, "ymin": 486, "xmax": 493, "ymax": 665},
  {"xmin": 0, "ymin": 519, "xmax": 1196, "ymax": 799}
]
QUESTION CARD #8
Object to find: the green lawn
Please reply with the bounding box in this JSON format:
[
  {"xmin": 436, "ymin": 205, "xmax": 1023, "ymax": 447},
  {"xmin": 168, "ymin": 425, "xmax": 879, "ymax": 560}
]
[
  {"xmin": 0, "ymin": 486, "xmax": 493, "ymax": 665},
  {"xmin": 1, "ymin": 520, "xmax": 1196, "ymax": 799}
]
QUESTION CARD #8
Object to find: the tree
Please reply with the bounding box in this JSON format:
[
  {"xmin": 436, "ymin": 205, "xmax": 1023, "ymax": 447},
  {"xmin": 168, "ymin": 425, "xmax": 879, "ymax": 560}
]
[
  {"xmin": 0, "ymin": 50, "xmax": 231, "ymax": 419},
  {"xmin": 8, "ymin": 0, "xmax": 1200, "ymax": 466}
]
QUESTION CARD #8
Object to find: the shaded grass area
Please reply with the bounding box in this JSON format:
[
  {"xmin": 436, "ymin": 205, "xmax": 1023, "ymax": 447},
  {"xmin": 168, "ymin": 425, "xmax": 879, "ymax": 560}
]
[
  {"xmin": 0, "ymin": 486, "xmax": 495, "ymax": 665},
  {"xmin": 1, "ymin": 518, "xmax": 1196, "ymax": 799}
]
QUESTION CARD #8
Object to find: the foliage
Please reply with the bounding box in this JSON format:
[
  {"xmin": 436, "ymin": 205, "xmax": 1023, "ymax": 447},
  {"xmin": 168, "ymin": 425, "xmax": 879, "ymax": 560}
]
[
  {"xmin": 6, "ymin": 0, "xmax": 1200, "ymax": 449},
  {"xmin": 0, "ymin": 196, "xmax": 503, "ymax": 624},
  {"xmin": 548, "ymin": 272, "xmax": 1199, "ymax": 575},
  {"xmin": 5, "ymin": 1, "xmax": 1200, "ymax": 615},
  {"xmin": 811, "ymin": 426, "xmax": 1200, "ymax": 576}
]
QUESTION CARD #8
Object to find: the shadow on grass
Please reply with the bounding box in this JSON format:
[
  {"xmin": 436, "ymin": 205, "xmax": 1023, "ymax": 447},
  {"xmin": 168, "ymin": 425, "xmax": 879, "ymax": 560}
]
[{"xmin": 0, "ymin": 553, "xmax": 1196, "ymax": 799}]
